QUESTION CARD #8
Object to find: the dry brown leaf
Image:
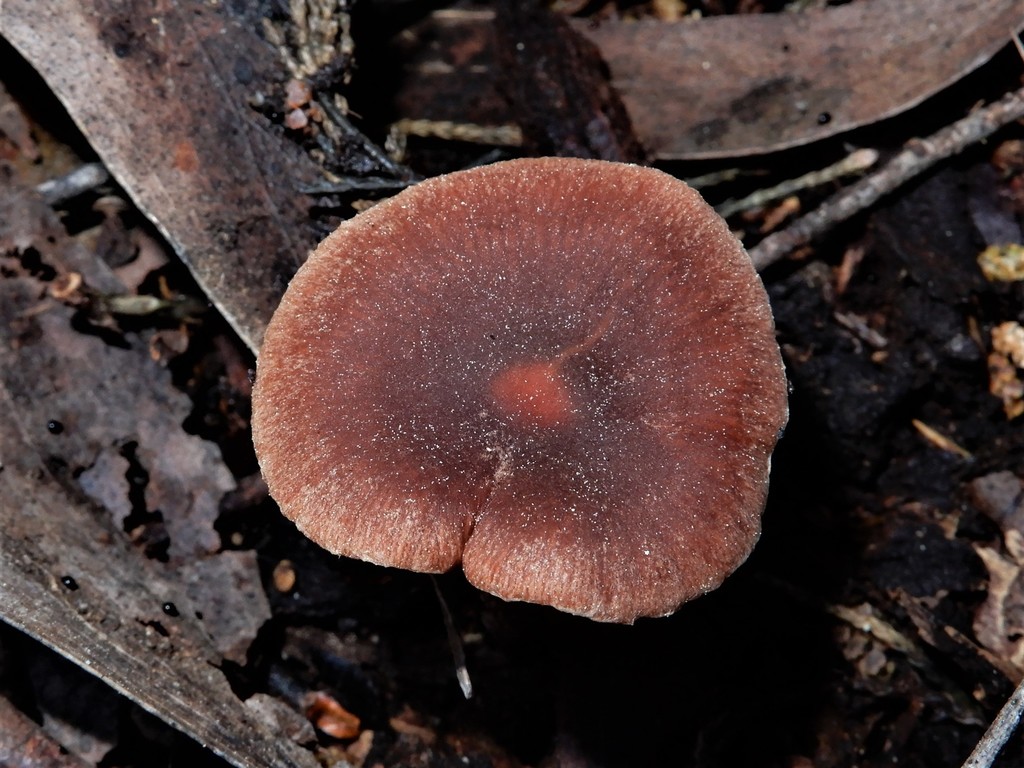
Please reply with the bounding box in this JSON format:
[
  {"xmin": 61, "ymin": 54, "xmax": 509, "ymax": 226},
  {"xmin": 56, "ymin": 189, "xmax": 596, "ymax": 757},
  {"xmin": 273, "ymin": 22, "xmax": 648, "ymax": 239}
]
[
  {"xmin": 989, "ymin": 322, "xmax": 1024, "ymax": 419},
  {"xmin": 304, "ymin": 692, "xmax": 361, "ymax": 740},
  {"xmin": 973, "ymin": 544, "xmax": 1024, "ymax": 677},
  {"xmin": 0, "ymin": 177, "xmax": 271, "ymax": 660},
  {"xmin": 573, "ymin": 0, "xmax": 1024, "ymax": 158},
  {"xmin": 0, "ymin": 172, "xmax": 307, "ymax": 767},
  {"xmin": 971, "ymin": 471, "xmax": 1024, "ymax": 678},
  {"xmin": 1, "ymin": 0, "xmax": 326, "ymax": 351},
  {"xmin": 994, "ymin": 322, "xmax": 1024, "ymax": 367}
]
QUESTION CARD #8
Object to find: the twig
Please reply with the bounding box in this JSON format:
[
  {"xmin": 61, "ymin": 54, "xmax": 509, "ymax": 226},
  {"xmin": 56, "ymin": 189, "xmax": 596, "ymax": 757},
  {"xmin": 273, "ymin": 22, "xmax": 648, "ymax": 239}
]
[
  {"xmin": 298, "ymin": 177, "xmax": 415, "ymax": 195},
  {"xmin": 389, "ymin": 118, "xmax": 523, "ymax": 148},
  {"xmin": 716, "ymin": 148, "xmax": 878, "ymax": 219},
  {"xmin": 962, "ymin": 673, "xmax": 1024, "ymax": 768},
  {"xmin": 685, "ymin": 167, "xmax": 745, "ymax": 189},
  {"xmin": 911, "ymin": 418, "xmax": 973, "ymax": 460},
  {"xmin": 34, "ymin": 163, "xmax": 110, "ymax": 206},
  {"xmin": 749, "ymin": 84, "xmax": 1024, "ymax": 271},
  {"xmin": 317, "ymin": 95, "xmax": 420, "ymax": 183}
]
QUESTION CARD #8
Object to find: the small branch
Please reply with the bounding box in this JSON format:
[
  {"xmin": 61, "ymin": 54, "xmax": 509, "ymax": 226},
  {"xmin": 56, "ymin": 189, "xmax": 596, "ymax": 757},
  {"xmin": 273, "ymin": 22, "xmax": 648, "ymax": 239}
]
[
  {"xmin": 686, "ymin": 167, "xmax": 744, "ymax": 189},
  {"xmin": 716, "ymin": 148, "xmax": 878, "ymax": 219},
  {"xmin": 961, "ymin": 673, "xmax": 1024, "ymax": 768},
  {"xmin": 389, "ymin": 118, "xmax": 523, "ymax": 148},
  {"xmin": 298, "ymin": 177, "xmax": 415, "ymax": 195},
  {"xmin": 749, "ymin": 84, "xmax": 1024, "ymax": 271},
  {"xmin": 316, "ymin": 95, "xmax": 421, "ymax": 183},
  {"xmin": 35, "ymin": 163, "xmax": 110, "ymax": 206}
]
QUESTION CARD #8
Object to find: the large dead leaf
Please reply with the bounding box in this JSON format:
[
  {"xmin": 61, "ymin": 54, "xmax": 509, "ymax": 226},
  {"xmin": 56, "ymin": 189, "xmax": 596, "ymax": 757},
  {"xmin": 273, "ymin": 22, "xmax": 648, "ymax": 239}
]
[
  {"xmin": 573, "ymin": 0, "xmax": 1024, "ymax": 159},
  {"xmin": 0, "ymin": 0, "xmax": 326, "ymax": 351},
  {"xmin": 0, "ymin": 170, "xmax": 314, "ymax": 768}
]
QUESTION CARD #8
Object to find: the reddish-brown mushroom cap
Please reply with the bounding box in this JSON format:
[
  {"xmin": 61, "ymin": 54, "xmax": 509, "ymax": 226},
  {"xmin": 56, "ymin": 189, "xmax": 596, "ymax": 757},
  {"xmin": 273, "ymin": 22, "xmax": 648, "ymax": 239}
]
[{"xmin": 251, "ymin": 157, "xmax": 788, "ymax": 623}]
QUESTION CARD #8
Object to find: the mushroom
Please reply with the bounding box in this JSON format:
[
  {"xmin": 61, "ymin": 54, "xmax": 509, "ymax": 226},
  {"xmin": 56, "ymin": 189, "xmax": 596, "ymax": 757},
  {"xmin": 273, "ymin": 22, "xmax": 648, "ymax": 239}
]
[{"xmin": 251, "ymin": 157, "xmax": 788, "ymax": 623}]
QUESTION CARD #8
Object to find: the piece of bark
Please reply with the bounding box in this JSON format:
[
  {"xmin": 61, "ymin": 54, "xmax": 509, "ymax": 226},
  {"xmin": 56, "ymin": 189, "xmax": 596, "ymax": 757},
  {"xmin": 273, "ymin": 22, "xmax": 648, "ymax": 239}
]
[
  {"xmin": 0, "ymin": 169, "xmax": 311, "ymax": 767},
  {"xmin": 495, "ymin": 1, "xmax": 644, "ymax": 161},
  {"xmin": 0, "ymin": 0, "xmax": 327, "ymax": 351},
  {"xmin": 573, "ymin": 0, "xmax": 1024, "ymax": 159}
]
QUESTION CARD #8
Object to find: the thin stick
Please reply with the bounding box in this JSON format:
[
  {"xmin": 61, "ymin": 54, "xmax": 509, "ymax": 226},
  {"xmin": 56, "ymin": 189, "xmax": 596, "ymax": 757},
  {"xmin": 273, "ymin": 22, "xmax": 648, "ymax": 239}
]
[
  {"xmin": 1013, "ymin": 29, "xmax": 1024, "ymax": 63},
  {"xmin": 35, "ymin": 163, "xmax": 110, "ymax": 206},
  {"xmin": 749, "ymin": 83, "xmax": 1024, "ymax": 271},
  {"xmin": 716, "ymin": 148, "xmax": 878, "ymax": 219},
  {"xmin": 961, "ymin": 673, "xmax": 1024, "ymax": 768}
]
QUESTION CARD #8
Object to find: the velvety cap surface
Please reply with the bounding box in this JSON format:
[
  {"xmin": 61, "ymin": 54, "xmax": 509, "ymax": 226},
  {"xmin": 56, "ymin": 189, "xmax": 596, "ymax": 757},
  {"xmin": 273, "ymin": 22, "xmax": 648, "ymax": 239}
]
[{"xmin": 251, "ymin": 157, "xmax": 788, "ymax": 622}]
